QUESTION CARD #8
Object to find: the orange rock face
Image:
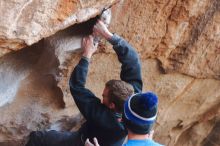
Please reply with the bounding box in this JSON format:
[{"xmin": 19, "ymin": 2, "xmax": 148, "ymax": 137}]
[
  {"xmin": 0, "ymin": 0, "xmax": 117, "ymax": 57},
  {"xmin": 0, "ymin": 0, "xmax": 220, "ymax": 146}
]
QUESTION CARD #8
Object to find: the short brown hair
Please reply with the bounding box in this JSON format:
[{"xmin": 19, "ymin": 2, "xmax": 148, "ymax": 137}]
[{"xmin": 105, "ymin": 80, "xmax": 134, "ymax": 113}]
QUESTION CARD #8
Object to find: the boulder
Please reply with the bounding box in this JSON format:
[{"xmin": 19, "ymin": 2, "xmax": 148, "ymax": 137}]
[{"xmin": 0, "ymin": 0, "xmax": 219, "ymax": 146}]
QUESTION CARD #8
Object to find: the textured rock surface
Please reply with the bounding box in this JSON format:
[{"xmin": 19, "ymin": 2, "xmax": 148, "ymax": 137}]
[
  {"xmin": 0, "ymin": 0, "xmax": 220, "ymax": 146},
  {"xmin": 110, "ymin": 0, "xmax": 220, "ymax": 79},
  {"xmin": 0, "ymin": 0, "xmax": 117, "ymax": 57}
]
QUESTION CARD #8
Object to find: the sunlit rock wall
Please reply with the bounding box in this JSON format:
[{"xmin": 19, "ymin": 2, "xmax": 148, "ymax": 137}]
[
  {"xmin": 0, "ymin": 0, "xmax": 117, "ymax": 57},
  {"xmin": 0, "ymin": 0, "xmax": 220, "ymax": 146}
]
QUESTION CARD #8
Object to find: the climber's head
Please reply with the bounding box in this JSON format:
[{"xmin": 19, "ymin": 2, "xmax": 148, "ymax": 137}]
[{"xmin": 102, "ymin": 80, "xmax": 134, "ymax": 113}]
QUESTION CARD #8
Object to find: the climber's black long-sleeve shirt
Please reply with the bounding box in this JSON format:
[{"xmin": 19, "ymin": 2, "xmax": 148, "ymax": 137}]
[{"xmin": 69, "ymin": 34, "xmax": 143, "ymax": 146}]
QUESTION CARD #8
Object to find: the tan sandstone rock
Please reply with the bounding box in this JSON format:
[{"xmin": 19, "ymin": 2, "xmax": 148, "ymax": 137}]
[
  {"xmin": 0, "ymin": 0, "xmax": 118, "ymax": 57},
  {"xmin": 0, "ymin": 0, "xmax": 220, "ymax": 146}
]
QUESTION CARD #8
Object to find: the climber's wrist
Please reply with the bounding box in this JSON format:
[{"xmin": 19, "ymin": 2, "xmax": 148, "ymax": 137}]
[{"xmin": 103, "ymin": 30, "xmax": 113, "ymax": 41}]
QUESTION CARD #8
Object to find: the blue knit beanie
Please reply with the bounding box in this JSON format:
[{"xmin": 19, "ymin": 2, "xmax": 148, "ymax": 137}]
[{"xmin": 123, "ymin": 92, "xmax": 158, "ymax": 134}]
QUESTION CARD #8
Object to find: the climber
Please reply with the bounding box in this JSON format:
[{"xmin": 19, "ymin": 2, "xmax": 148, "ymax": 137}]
[
  {"xmin": 85, "ymin": 92, "xmax": 163, "ymax": 146},
  {"xmin": 25, "ymin": 19, "xmax": 142, "ymax": 146}
]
